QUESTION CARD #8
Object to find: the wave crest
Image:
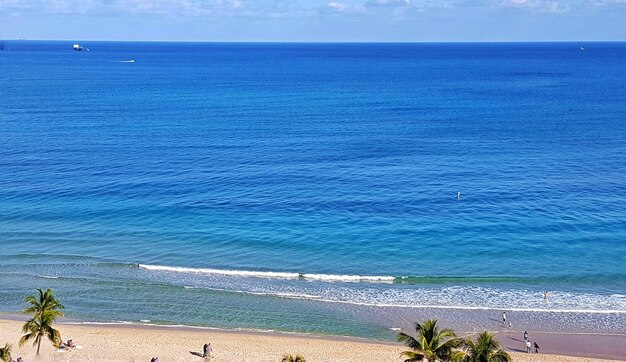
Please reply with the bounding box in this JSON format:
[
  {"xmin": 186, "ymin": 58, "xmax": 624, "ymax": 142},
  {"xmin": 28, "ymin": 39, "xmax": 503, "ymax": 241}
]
[{"xmin": 138, "ymin": 264, "xmax": 395, "ymax": 283}]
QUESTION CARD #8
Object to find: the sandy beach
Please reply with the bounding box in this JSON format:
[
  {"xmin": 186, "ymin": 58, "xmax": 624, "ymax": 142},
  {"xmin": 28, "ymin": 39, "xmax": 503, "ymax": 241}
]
[{"xmin": 0, "ymin": 318, "xmax": 623, "ymax": 362}]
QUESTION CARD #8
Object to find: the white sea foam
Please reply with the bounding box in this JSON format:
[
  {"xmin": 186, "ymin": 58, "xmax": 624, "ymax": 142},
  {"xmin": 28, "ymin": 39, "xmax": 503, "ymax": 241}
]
[
  {"xmin": 138, "ymin": 264, "xmax": 395, "ymax": 283},
  {"xmin": 65, "ymin": 321, "xmax": 133, "ymax": 326},
  {"xmin": 39, "ymin": 275, "xmax": 59, "ymax": 279},
  {"xmin": 209, "ymin": 287, "xmax": 323, "ymax": 300},
  {"xmin": 185, "ymin": 286, "xmax": 626, "ymax": 314},
  {"xmin": 305, "ymin": 273, "xmax": 395, "ymax": 283},
  {"xmin": 207, "ymin": 285, "xmax": 626, "ymax": 314},
  {"xmin": 300, "ymin": 298, "xmax": 626, "ymax": 314},
  {"xmin": 137, "ymin": 264, "xmax": 626, "ymax": 314}
]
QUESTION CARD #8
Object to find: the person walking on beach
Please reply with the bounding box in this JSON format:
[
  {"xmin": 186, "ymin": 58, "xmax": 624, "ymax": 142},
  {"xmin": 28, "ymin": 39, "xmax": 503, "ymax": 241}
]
[
  {"xmin": 508, "ymin": 320, "xmax": 512, "ymax": 329},
  {"xmin": 502, "ymin": 311, "xmax": 507, "ymax": 326},
  {"xmin": 526, "ymin": 340, "xmax": 532, "ymax": 353},
  {"xmin": 203, "ymin": 343, "xmax": 213, "ymax": 360},
  {"xmin": 523, "ymin": 330, "xmax": 528, "ymax": 341},
  {"xmin": 534, "ymin": 342, "xmax": 540, "ymax": 354}
]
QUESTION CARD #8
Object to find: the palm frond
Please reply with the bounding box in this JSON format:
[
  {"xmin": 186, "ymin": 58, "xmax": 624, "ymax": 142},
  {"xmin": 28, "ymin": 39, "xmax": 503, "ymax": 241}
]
[
  {"xmin": 437, "ymin": 336, "xmax": 461, "ymax": 351},
  {"xmin": 450, "ymin": 350, "xmax": 467, "ymax": 362},
  {"xmin": 398, "ymin": 319, "xmax": 459, "ymax": 362},
  {"xmin": 46, "ymin": 326, "xmax": 61, "ymax": 345},
  {"xmin": 490, "ymin": 350, "xmax": 511, "ymax": 362},
  {"xmin": 0, "ymin": 343, "xmax": 12, "ymax": 362},
  {"xmin": 19, "ymin": 333, "xmax": 33, "ymax": 347},
  {"xmin": 397, "ymin": 332, "xmax": 421, "ymax": 350},
  {"xmin": 281, "ymin": 354, "xmax": 306, "ymax": 362},
  {"xmin": 400, "ymin": 350, "xmax": 424, "ymax": 361},
  {"xmin": 22, "ymin": 288, "xmax": 64, "ymax": 315},
  {"xmin": 420, "ymin": 319, "xmax": 437, "ymax": 346},
  {"xmin": 414, "ymin": 321, "xmax": 423, "ymax": 332},
  {"xmin": 459, "ymin": 331, "xmax": 511, "ymax": 362},
  {"xmin": 438, "ymin": 328, "xmax": 457, "ymax": 339}
]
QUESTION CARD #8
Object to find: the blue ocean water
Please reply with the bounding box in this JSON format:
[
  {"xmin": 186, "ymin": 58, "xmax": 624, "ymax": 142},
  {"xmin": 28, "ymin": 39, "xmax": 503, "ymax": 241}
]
[{"xmin": 1, "ymin": 41, "xmax": 626, "ymax": 338}]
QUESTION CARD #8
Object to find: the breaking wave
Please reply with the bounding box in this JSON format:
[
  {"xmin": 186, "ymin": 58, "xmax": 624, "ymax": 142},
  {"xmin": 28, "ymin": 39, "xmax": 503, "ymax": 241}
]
[
  {"xmin": 136, "ymin": 264, "xmax": 626, "ymax": 314},
  {"xmin": 138, "ymin": 264, "xmax": 396, "ymax": 283}
]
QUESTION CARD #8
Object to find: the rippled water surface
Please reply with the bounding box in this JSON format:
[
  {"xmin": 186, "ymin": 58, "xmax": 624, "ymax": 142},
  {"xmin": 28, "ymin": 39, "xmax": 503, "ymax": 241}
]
[{"xmin": 1, "ymin": 41, "xmax": 626, "ymax": 339}]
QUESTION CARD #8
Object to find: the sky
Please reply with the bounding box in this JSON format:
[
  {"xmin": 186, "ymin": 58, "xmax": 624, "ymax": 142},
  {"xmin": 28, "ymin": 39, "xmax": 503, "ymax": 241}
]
[{"xmin": 0, "ymin": 0, "xmax": 625, "ymax": 42}]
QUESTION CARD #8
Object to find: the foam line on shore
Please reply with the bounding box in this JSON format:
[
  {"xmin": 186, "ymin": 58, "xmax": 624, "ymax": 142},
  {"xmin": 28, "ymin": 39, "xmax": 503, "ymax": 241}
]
[{"xmin": 174, "ymin": 285, "xmax": 626, "ymax": 315}]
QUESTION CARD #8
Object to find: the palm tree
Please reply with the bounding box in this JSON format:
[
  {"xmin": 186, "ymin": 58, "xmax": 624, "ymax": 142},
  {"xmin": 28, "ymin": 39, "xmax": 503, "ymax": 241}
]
[
  {"xmin": 397, "ymin": 319, "xmax": 459, "ymax": 362},
  {"xmin": 455, "ymin": 331, "xmax": 511, "ymax": 362},
  {"xmin": 20, "ymin": 310, "xmax": 63, "ymax": 355},
  {"xmin": 0, "ymin": 343, "xmax": 12, "ymax": 362},
  {"xmin": 22, "ymin": 288, "xmax": 64, "ymax": 318},
  {"xmin": 282, "ymin": 354, "xmax": 306, "ymax": 362},
  {"xmin": 20, "ymin": 288, "xmax": 64, "ymax": 355}
]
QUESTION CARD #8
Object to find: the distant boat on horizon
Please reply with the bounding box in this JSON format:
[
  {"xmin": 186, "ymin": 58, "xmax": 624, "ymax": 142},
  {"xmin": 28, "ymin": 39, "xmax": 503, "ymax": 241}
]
[{"xmin": 73, "ymin": 43, "xmax": 89, "ymax": 52}]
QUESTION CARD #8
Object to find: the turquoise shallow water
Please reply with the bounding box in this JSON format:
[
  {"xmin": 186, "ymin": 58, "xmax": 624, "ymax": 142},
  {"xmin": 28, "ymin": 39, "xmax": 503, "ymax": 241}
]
[{"xmin": 1, "ymin": 41, "xmax": 626, "ymax": 339}]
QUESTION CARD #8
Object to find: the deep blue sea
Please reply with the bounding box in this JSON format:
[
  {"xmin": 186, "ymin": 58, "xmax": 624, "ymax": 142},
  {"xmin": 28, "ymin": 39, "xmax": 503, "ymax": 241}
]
[{"xmin": 1, "ymin": 41, "xmax": 625, "ymax": 339}]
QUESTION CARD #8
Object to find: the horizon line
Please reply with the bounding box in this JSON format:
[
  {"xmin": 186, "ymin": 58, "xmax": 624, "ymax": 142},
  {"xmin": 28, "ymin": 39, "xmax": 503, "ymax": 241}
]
[{"xmin": 2, "ymin": 38, "xmax": 625, "ymax": 44}]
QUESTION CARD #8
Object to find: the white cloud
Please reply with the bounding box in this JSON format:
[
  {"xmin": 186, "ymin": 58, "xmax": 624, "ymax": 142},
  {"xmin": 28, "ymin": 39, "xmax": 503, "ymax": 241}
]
[
  {"xmin": 0, "ymin": 0, "xmax": 248, "ymax": 16},
  {"xmin": 327, "ymin": 1, "xmax": 348, "ymax": 10},
  {"xmin": 584, "ymin": 0, "xmax": 626, "ymax": 5},
  {"xmin": 365, "ymin": 0, "xmax": 411, "ymax": 7},
  {"xmin": 498, "ymin": 0, "xmax": 570, "ymax": 13},
  {"xmin": 2, "ymin": 0, "xmax": 624, "ymax": 19}
]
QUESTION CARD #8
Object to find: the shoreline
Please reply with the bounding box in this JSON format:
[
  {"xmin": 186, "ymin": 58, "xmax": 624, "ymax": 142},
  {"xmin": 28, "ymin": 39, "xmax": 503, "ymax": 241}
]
[
  {"xmin": 1, "ymin": 316, "xmax": 625, "ymax": 361},
  {"xmin": 0, "ymin": 312, "xmax": 399, "ymax": 345}
]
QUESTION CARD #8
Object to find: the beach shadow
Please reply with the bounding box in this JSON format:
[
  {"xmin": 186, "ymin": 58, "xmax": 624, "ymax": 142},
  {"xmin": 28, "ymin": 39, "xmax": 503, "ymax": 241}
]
[
  {"xmin": 508, "ymin": 337, "xmax": 524, "ymax": 343},
  {"xmin": 487, "ymin": 318, "xmax": 501, "ymax": 324},
  {"xmin": 189, "ymin": 351, "xmax": 206, "ymax": 358},
  {"xmin": 508, "ymin": 347, "xmax": 527, "ymax": 353}
]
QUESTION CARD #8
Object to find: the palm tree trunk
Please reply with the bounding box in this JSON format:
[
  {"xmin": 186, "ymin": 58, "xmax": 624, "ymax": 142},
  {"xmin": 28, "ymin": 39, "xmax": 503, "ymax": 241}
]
[{"xmin": 36, "ymin": 335, "xmax": 42, "ymax": 355}]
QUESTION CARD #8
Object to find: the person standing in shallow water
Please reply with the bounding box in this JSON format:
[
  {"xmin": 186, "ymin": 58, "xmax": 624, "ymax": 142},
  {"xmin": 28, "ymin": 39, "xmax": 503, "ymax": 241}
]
[
  {"xmin": 524, "ymin": 331, "xmax": 528, "ymax": 341},
  {"xmin": 502, "ymin": 311, "xmax": 507, "ymax": 326}
]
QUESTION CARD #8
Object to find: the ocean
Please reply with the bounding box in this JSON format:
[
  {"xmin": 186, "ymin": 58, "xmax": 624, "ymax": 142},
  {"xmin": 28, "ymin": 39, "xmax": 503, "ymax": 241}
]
[{"xmin": 1, "ymin": 41, "xmax": 625, "ymax": 339}]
